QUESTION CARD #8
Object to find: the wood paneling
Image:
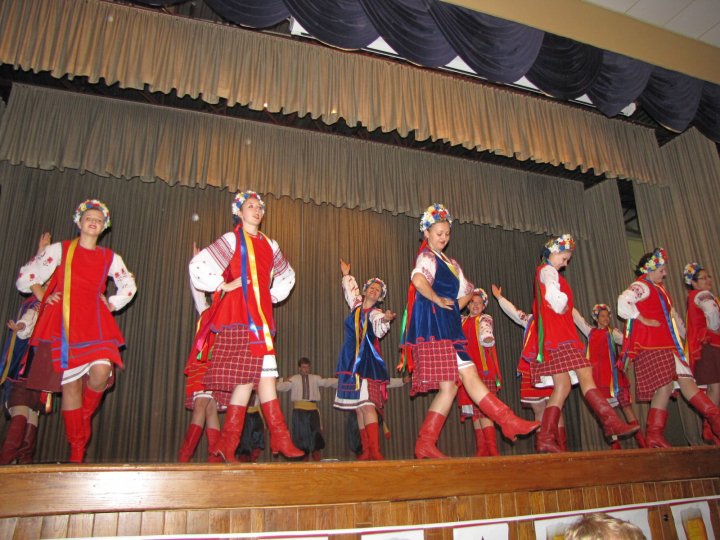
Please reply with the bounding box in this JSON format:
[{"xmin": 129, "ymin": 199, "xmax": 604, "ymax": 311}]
[{"xmin": 0, "ymin": 448, "xmax": 717, "ymax": 538}]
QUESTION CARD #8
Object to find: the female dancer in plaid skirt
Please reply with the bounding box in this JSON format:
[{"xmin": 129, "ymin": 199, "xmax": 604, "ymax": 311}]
[
  {"xmin": 400, "ymin": 204, "xmax": 539, "ymax": 459},
  {"xmin": 189, "ymin": 191, "xmax": 302, "ymax": 461},
  {"xmin": 618, "ymin": 249, "xmax": 720, "ymax": 447},
  {"xmin": 522, "ymin": 234, "xmax": 637, "ymax": 453}
]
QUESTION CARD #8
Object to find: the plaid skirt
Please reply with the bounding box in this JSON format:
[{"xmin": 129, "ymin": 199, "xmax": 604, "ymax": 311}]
[
  {"xmin": 531, "ymin": 342, "xmax": 589, "ymax": 385},
  {"xmin": 634, "ymin": 348, "xmax": 689, "ymax": 401},
  {"xmin": 203, "ymin": 326, "xmax": 263, "ymax": 407},
  {"xmin": 410, "ymin": 339, "xmax": 460, "ymax": 396}
]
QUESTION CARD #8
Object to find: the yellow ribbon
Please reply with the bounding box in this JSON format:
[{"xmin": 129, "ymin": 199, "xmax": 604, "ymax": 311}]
[{"xmin": 243, "ymin": 229, "xmax": 274, "ymax": 352}]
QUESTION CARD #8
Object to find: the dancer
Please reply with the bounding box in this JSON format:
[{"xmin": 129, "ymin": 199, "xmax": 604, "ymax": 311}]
[
  {"xmin": 189, "ymin": 190, "xmax": 302, "ymax": 461},
  {"xmin": 491, "ymin": 284, "xmax": 569, "ymax": 451},
  {"xmin": 1, "ymin": 233, "xmax": 50, "ymax": 465},
  {"xmin": 178, "ymin": 246, "xmax": 222, "ymax": 463},
  {"xmin": 457, "ymin": 288, "xmax": 503, "ymax": 456},
  {"xmin": 399, "ymin": 203, "xmax": 539, "ymax": 459},
  {"xmin": 521, "ymin": 234, "xmax": 636, "ymax": 454},
  {"xmin": 575, "ymin": 304, "xmax": 646, "ymax": 449},
  {"xmin": 334, "ymin": 259, "xmax": 396, "ymax": 461},
  {"xmin": 16, "ymin": 200, "xmax": 137, "ymax": 462},
  {"xmin": 683, "ymin": 262, "xmax": 720, "ymax": 444},
  {"xmin": 618, "ymin": 249, "xmax": 720, "ymax": 447},
  {"xmin": 277, "ymin": 357, "xmax": 336, "ymax": 461}
]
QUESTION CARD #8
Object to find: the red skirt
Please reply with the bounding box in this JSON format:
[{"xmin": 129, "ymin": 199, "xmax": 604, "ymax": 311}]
[
  {"xmin": 203, "ymin": 326, "xmax": 263, "ymax": 407},
  {"xmin": 531, "ymin": 342, "xmax": 589, "ymax": 385},
  {"xmin": 634, "ymin": 349, "xmax": 682, "ymax": 401},
  {"xmin": 410, "ymin": 339, "xmax": 460, "ymax": 396}
]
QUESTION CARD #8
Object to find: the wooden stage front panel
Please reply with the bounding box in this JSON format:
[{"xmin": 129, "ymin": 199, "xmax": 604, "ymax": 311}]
[{"xmin": 1, "ymin": 447, "xmax": 718, "ymax": 539}]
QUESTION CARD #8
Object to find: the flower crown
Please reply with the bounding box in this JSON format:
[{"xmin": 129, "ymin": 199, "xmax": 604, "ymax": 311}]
[
  {"xmin": 419, "ymin": 203, "xmax": 452, "ymax": 232},
  {"xmin": 592, "ymin": 303, "xmax": 611, "ymax": 321},
  {"xmin": 232, "ymin": 190, "xmax": 265, "ymax": 217},
  {"xmin": 545, "ymin": 233, "xmax": 575, "ymax": 254},
  {"xmin": 640, "ymin": 248, "xmax": 666, "ymax": 274},
  {"xmin": 73, "ymin": 199, "xmax": 111, "ymax": 230},
  {"xmin": 473, "ymin": 288, "xmax": 488, "ymax": 307},
  {"xmin": 362, "ymin": 277, "xmax": 387, "ymax": 301},
  {"xmin": 683, "ymin": 262, "xmax": 703, "ymax": 286}
]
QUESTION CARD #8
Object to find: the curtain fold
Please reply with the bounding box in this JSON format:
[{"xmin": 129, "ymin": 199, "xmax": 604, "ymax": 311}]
[
  {"xmin": 0, "ymin": 83, "xmax": 588, "ymax": 237},
  {"xmin": 125, "ymin": 0, "xmax": 720, "ymax": 142},
  {"xmin": 0, "ymin": 0, "xmax": 670, "ymax": 184}
]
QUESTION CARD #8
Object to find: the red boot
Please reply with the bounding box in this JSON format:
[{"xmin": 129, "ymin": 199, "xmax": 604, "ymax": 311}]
[
  {"xmin": 249, "ymin": 447, "xmax": 262, "ymax": 462},
  {"xmin": 214, "ymin": 405, "xmax": 247, "ymax": 462},
  {"xmin": 609, "ymin": 440, "xmax": 622, "ymax": 450},
  {"xmin": 688, "ymin": 392, "xmax": 720, "ymax": 439},
  {"xmin": 557, "ymin": 425, "xmax": 567, "ymax": 451},
  {"xmin": 482, "ymin": 426, "xmax": 499, "ymax": 456},
  {"xmin": 261, "ymin": 399, "xmax": 303, "ymax": 458},
  {"xmin": 62, "ymin": 408, "xmax": 86, "ymax": 463},
  {"xmin": 645, "ymin": 408, "xmax": 671, "ymax": 448},
  {"xmin": 477, "ymin": 394, "xmax": 539, "ymax": 441},
  {"xmin": 535, "ymin": 405, "xmax": 562, "ymax": 453},
  {"xmin": 16, "ymin": 422, "xmax": 38, "ymax": 464},
  {"xmin": 365, "ymin": 422, "xmax": 384, "ymax": 461},
  {"xmin": 0, "ymin": 415, "xmax": 27, "ymax": 464},
  {"xmin": 357, "ymin": 428, "xmax": 371, "ymax": 461},
  {"xmin": 584, "ymin": 389, "xmax": 638, "ymax": 438},
  {"xmin": 415, "ymin": 411, "xmax": 449, "ymax": 459},
  {"xmin": 702, "ymin": 419, "xmax": 720, "ymax": 445},
  {"xmin": 205, "ymin": 427, "xmax": 224, "ymax": 462},
  {"xmin": 81, "ymin": 386, "xmax": 104, "ymax": 448},
  {"xmin": 178, "ymin": 423, "xmax": 203, "ymax": 462},
  {"xmin": 473, "ymin": 426, "xmax": 488, "ymax": 457},
  {"xmin": 629, "ymin": 420, "xmax": 647, "ymax": 448}
]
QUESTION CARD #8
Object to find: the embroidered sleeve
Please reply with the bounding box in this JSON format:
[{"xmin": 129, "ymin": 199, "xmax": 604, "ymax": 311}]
[
  {"xmin": 478, "ymin": 314, "xmax": 495, "ymax": 346},
  {"xmin": 15, "ymin": 304, "xmax": 40, "ymax": 340},
  {"xmin": 572, "ymin": 308, "xmax": 592, "ymax": 338},
  {"xmin": 107, "ymin": 254, "xmax": 137, "ymax": 312},
  {"xmin": 617, "ymin": 281, "xmax": 648, "ymax": 320},
  {"xmin": 342, "ymin": 275, "xmax": 362, "ymax": 309},
  {"xmin": 410, "ymin": 251, "xmax": 437, "ymax": 285},
  {"xmin": 696, "ymin": 291, "xmax": 720, "ymax": 332},
  {"xmin": 369, "ymin": 307, "xmax": 391, "ymax": 339},
  {"xmin": 269, "ymin": 238, "xmax": 295, "ymax": 303},
  {"xmin": 452, "ymin": 258, "xmax": 474, "ymax": 297},
  {"xmin": 539, "ymin": 265, "xmax": 568, "ymax": 314},
  {"xmin": 189, "ymin": 232, "xmax": 236, "ymax": 292},
  {"xmin": 318, "ymin": 377, "xmax": 338, "ymax": 388},
  {"xmin": 497, "ymin": 296, "xmax": 529, "ymax": 328},
  {"xmin": 16, "ymin": 242, "xmax": 62, "ymax": 293}
]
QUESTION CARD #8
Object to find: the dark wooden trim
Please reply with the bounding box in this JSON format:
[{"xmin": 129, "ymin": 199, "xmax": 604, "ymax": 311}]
[{"xmin": 1, "ymin": 447, "xmax": 718, "ymax": 518}]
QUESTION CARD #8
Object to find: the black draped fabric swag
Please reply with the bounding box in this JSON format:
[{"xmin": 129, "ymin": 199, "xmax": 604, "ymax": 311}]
[{"xmin": 131, "ymin": 0, "xmax": 720, "ymax": 142}]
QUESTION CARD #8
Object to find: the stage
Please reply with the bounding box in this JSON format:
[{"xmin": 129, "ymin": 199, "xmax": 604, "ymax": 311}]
[{"xmin": 1, "ymin": 447, "xmax": 719, "ymax": 539}]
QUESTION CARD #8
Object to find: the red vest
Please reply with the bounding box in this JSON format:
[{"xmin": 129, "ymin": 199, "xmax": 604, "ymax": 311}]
[{"xmin": 622, "ymin": 279, "xmax": 677, "ymax": 359}]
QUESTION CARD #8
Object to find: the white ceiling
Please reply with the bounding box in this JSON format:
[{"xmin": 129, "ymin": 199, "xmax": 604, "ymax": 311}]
[{"xmin": 585, "ymin": 0, "xmax": 720, "ymax": 47}]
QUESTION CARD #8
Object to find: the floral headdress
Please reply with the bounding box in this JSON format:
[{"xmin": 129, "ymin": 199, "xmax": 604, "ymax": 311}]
[
  {"xmin": 592, "ymin": 303, "xmax": 611, "ymax": 322},
  {"xmin": 683, "ymin": 262, "xmax": 703, "ymax": 286},
  {"xmin": 362, "ymin": 277, "xmax": 387, "ymax": 302},
  {"xmin": 232, "ymin": 190, "xmax": 265, "ymax": 217},
  {"xmin": 419, "ymin": 203, "xmax": 452, "ymax": 232},
  {"xmin": 640, "ymin": 248, "xmax": 666, "ymax": 274},
  {"xmin": 73, "ymin": 199, "xmax": 111, "ymax": 230},
  {"xmin": 472, "ymin": 288, "xmax": 488, "ymax": 307},
  {"xmin": 545, "ymin": 233, "xmax": 576, "ymax": 255}
]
